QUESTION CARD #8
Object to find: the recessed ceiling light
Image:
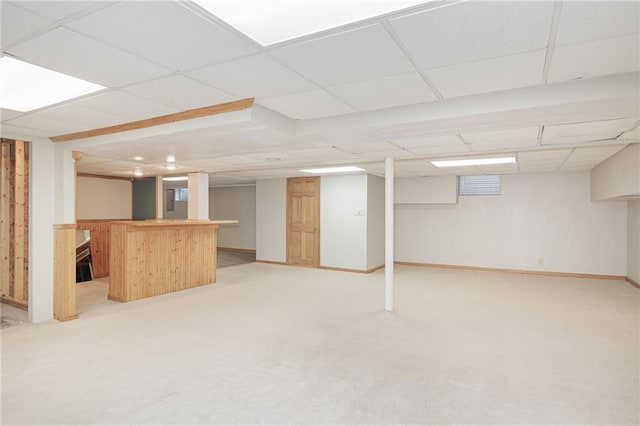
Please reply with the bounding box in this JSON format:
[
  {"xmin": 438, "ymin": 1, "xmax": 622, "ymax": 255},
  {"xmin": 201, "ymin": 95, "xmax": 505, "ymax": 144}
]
[
  {"xmin": 192, "ymin": 0, "xmax": 430, "ymax": 46},
  {"xmin": 166, "ymin": 164, "xmax": 178, "ymax": 170},
  {"xmin": 431, "ymin": 157, "xmax": 517, "ymax": 168},
  {"xmin": 133, "ymin": 156, "xmax": 144, "ymax": 161},
  {"xmin": 167, "ymin": 155, "xmax": 176, "ymax": 163},
  {"xmin": 0, "ymin": 56, "xmax": 105, "ymax": 112},
  {"xmin": 163, "ymin": 176, "xmax": 188, "ymax": 182},
  {"xmin": 299, "ymin": 166, "xmax": 365, "ymax": 174},
  {"xmin": 133, "ymin": 170, "xmax": 143, "ymax": 176}
]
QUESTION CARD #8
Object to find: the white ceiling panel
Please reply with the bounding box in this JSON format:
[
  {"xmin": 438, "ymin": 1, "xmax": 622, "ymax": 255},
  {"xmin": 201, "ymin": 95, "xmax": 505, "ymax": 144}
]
[
  {"xmin": 1, "ymin": 2, "xmax": 52, "ymax": 48},
  {"xmin": 543, "ymin": 118, "xmax": 638, "ymax": 145},
  {"xmin": 10, "ymin": 1, "xmax": 112, "ymax": 21},
  {"xmin": 1, "ymin": 109, "xmax": 24, "ymax": 122},
  {"xmin": 27, "ymin": 103, "xmax": 123, "ymax": 130},
  {"xmin": 392, "ymin": 134, "xmax": 463, "ymax": 149},
  {"xmin": 6, "ymin": 113, "xmax": 91, "ymax": 134},
  {"xmin": 270, "ymin": 24, "xmax": 415, "ymax": 86},
  {"xmin": 286, "ymin": 146, "xmax": 363, "ymax": 162},
  {"xmin": 334, "ymin": 141, "xmax": 400, "ymax": 154},
  {"xmin": 329, "ymin": 72, "xmax": 437, "ymax": 111},
  {"xmin": 618, "ymin": 125, "xmax": 640, "ymax": 142},
  {"xmin": 468, "ymin": 139, "xmax": 536, "ymax": 153},
  {"xmin": 389, "ymin": 1, "xmax": 553, "ymax": 69},
  {"xmin": 477, "ymin": 163, "xmax": 520, "ymax": 174},
  {"xmin": 72, "ymin": 91, "xmax": 181, "ymax": 122},
  {"xmin": 409, "ymin": 144, "xmax": 471, "ymax": 157},
  {"xmin": 122, "ymin": 75, "xmax": 236, "ymax": 110},
  {"xmin": 356, "ymin": 149, "xmax": 415, "ymax": 160},
  {"xmin": 548, "ymin": 34, "xmax": 640, "ymax": 83},
  {"xmin": 7, "ymin": 27, "xmax": 170, "ymax": 87},
  {"xmin": 555, "ymin": 1, "xmax": 639, "ymax": 46},
  {"xmin": 425, "ymin": 50, "xmax": 546, "ymax": 98},
  {"xmin": 560, "ymin": 145, "xmax": 627, "ymax": 171},
  {"xmin": 67, "ymin": 1, "xmax": 257, "ymax": 71},
  {"xmin": 258, "ymin": 90, "xmax": 354, "ymax": 120},
  {"xmin": 186, "ymin": 54, "xmax": 315, "ymax": 99},
  {"xmin": 395, "ymin": 159, "xmax": 445, "ymax": 176},
  {"xmin": 517, "ymin": 149, "xmax": 572, "ymax": 172},
  {"xmin": 462, "ymin": 126, "xmax": 540, "ymax": 145}
]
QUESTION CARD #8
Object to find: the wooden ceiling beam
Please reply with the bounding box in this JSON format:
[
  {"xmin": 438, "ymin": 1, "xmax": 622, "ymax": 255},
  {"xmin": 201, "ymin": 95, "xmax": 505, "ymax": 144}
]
[{"xmin": 50, "ymin": 98, "xmax": 255, "ymax": 143}]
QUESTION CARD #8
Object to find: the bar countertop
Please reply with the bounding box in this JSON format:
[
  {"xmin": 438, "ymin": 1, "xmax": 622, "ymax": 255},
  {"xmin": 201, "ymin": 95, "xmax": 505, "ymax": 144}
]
[{"xmin": 111, "ymin": 219, "xmax": 239, "ymax": 227}]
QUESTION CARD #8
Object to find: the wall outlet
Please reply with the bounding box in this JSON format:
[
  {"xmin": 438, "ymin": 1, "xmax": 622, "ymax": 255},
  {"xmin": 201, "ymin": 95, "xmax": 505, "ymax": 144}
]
[{"xmin": 355, "ymin": 209, "xmax": 366, "ymax": 216}]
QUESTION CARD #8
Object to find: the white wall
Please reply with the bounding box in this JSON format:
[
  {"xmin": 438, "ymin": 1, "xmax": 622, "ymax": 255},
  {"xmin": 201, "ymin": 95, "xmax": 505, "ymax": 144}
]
[
  {"xmin": 396, "ymin": 172, "xmax": 627, "ymax": 276},
  {"xmin": 77, "ymin": 176, "xmax": 132, "ymax": 220},
  {"xmin": 591, "ymin": 144, "xmax": 640, "ymax": 200},
  {"xmin": 367, "ymin": 175, "xmax": 385, "ymax": 269},
  {"xmin": 320, "ymin": 174, "xmax": 368, "ymax": 270},
  {"xmin": 210, "ymin": 186, "xmax": 256, "ymax": 250},
  {"xmin": 256, "ymin": 179, "xmax": 286, "ymax": 262},
  {"xmin": 628, "ymin": 200, "xmax": 640, "ymax": 283},
  {"xmin": 396, "ymin": 176, "xmax": 457, "ymax": 204}
]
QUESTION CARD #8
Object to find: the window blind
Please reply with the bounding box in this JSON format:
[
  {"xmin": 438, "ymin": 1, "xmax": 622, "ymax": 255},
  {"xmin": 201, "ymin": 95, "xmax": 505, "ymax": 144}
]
[{"xmin": 458, "ymin": 175, "xmax": 501, "ymax": 196}]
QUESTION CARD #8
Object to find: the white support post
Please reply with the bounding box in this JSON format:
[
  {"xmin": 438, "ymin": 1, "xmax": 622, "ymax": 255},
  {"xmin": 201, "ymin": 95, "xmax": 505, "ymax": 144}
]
[
  {"xmin": 187, "ymin": 172, "xmax": 209, "ymax": 220},
  {"xmin": 385, "ymin": 157, "xmax": 394, "ymax": 312},
  {"xmin": 156, "ymin": 175, "xmax": 163, "ymax": 219}
]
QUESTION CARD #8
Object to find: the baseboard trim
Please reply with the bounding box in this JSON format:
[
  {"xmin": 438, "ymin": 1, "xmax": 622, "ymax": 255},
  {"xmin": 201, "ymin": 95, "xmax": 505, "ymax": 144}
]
[
  {"xmin": 318, "ymin": 264, "xmax": 385, "ymax": 274},
  {"xmin": 107, "ymin": 295, "xmax": 125, "ymax": 303},
  {"xmin": 394, "ymin": 261, "xmax": 626, "ymax": 281},
  {"xmin": 1, "ymin": 297, "xmax": 28, "ymax": 311},
  {"xmin": 625, "ymin": 277, "xmax": 640, "ymax": 289},
  {"xmin": 56, "ymin": 314, "xmax": 79, "ymax": 322},
  {"xmin": 218, "ymin": 247, "xmax": 256, "ymax": 254},
  {"xmin": 255, "ymin": 260, "xmax": 287, "ymax": 266}
]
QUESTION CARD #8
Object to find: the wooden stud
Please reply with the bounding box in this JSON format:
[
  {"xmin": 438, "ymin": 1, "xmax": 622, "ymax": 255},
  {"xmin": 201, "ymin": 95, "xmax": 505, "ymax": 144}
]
[
  {"xmin": 13, "ymin": 141, "xmax": 25, "ymax": 303},
  {"xmin": 0, "ymin": 142, "xmax": 9, "ymax": 298},
  {"xmin": 50, "ymin": 98, "xmax": 255, "ymax": 142}
]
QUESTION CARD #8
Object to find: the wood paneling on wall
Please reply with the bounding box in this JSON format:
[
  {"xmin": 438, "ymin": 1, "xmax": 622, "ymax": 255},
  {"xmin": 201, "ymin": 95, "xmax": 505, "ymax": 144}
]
[
  {"xmin": 53, "ymin": 224, "xmax": 77, "ymax": 321},
  {"xmin": 76, "ymin": 219, "xmax": 115, "ymax": 278},
  {"xmin": 0, "ymin": 139, "xmax": 29, "ymax": 309}
]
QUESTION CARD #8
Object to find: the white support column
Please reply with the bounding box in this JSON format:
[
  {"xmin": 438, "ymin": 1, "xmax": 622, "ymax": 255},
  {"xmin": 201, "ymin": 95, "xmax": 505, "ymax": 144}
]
[
  {"xmin": 385, "ymin": 157, "xmax": 394, "ymax": 312},
  {"xmin": 156, "ymin": 175, "xmax": 164, "ymax": 219},
  {"xmin": 187, "ymin": 172, "xmax": 209, "ymax": 220},
  {"xmin": 54, "ymin": 147, "xmax": 76, "ymax": 224}
]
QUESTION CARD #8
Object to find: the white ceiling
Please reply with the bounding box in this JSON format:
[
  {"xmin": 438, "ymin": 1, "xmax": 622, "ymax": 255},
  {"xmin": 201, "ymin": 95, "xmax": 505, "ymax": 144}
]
[{"xmin": 1, "ymin": 0, "xmax": 638, "ymax": 186}]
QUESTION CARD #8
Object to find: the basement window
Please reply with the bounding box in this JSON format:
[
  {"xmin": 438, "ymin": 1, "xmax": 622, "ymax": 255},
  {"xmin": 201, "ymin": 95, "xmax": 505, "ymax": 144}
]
[
  {"xmin": 175, "ymin": 187, "xmax": 189, "ymax": 201},
  {"xmin": 458, "ymin": 175, "xmax": 501, "ymax": 196}
]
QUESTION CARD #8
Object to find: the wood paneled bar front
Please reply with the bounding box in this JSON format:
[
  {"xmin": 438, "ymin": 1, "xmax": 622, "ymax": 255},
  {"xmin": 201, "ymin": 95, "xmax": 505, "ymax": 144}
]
[{"xmin": 108, "ymin": 219, "xmax": 237, "ymax": 302}]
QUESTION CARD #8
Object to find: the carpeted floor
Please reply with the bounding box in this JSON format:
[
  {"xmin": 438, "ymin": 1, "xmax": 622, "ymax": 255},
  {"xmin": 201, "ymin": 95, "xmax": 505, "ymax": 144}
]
[{"xmin": 1, "ymin": 263, "xmax": 638, "ymax": 424}]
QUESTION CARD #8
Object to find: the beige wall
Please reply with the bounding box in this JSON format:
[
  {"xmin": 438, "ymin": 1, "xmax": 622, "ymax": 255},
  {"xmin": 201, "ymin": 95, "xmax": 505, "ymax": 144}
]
[
  {"xmin": 256, "ymin": 179, "xmax": 287, "ymax": 262},
  {"xmin": 396, "ymin": 172, "xmax": 627, "ymax": 276},
  {"xmin": 76, "ymin": 176, "xmax": 132, "ymax": 220},
  {"xmin": 367, "ymin": 174, "xmax": 385, "ymax": 269},
  {"xmin": 628, "ymin": 200, "xmax": 640, "ymax": 283},
  {"xmin": 209, "ymin": 186, "xmax": 256, "ymax": 250},
  {"xmin": 395, "ymin": 176, "xmax": 457, "ymax": 204}
]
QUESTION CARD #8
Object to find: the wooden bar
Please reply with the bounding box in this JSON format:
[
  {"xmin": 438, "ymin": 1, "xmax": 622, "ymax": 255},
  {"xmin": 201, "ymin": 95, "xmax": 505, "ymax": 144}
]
[
  {"xmin": 0, "ymin": 142, "xmax": 9, "ymax": 298},
  {"xmin": 53, "ymin": 224, "xmax": 78, "ymax": 321},
  {"xmin": 108, "ymin": 220, "xmax": 235, "ymax": 302},
  {"xmin": 13, "ymin": 141, "xmax": 25, "ymax": 303}
]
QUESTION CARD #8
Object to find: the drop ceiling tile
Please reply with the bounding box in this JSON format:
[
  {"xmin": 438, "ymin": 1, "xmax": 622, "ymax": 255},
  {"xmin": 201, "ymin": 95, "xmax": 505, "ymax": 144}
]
[
  {"xmin": 548, "ymin": 34, "xmax": 640, "ymax": 83},
  {"xmin": 6, "ymin": 114, "xmax": 86, "ymax": 134},
  {"xmin": 186, "ymin": 54, "xmax": 315, "ymax": 99},
  {"xmin": 72, "ymin": 91, "xmax": 181, "ymax": 122},
  {"xmin": 356, "ymin": 149, "xmax": 416, "ymax": 160},
  {"xmin": 258, "ymin": 90, "xmax": 354, "ymax": 120},
  {"xmin": 10, "ymin": 1, "xmax": 112, "ymax": 21},
  {"xmin": 1, "ymin": 3, "xmax": 52, "ymax": 49},
  {"xmin": 468, "ymin": 140, "xmax": 536, "ymax": 153},
  {"xmin": 561, "ymin": 145, "xmax": 627, "ymax": 171},
  {"xmin": 396, "ymin": 159, "xmax": 445, "ymax": 176},
  {"xmin": 335, "ymin": 141, "xmax": 401, "ymax": 154},
  {"xmin": 543, "ymin": 118, "xmax": 638, "ymax": 145},
  {"xmin": 389, "ymin": 1, "xmax": 553, "ymax": 69},
  {"xmin": 477, "ymin": 163, "xmax": 520, "ymax": 174},
  {"xmin": 329, "ymin": 72, "xmax": 437, "ymax": 111},
  {"xmin": 122, "ymin": 75, "xmax": 236, "ymax": 110},
  {"xmin": 619, "ymin": 126, "xmax": 640, "ymax": 142},
  {"xmin": 393, "ymin": 134, "xmax": 463, "ymax": 149},
  {"xmin": 67, "ymin": 1, "xmax": 257, "ymax": 70},
  {"xmin": 555, "ymin": 1, "xmax": 639, "ymax": 46},
  {"xmin": 286, "ymin": 147, "xmax": 363, "ymax": 161},
  {"xmin": 408, "ymin": 144, "xmax": 471, "ymax": 157},
  {"xmin": 7, "ymin": 27, "xmax": 170, "ymax": 87},
  {"xmin": 517, "ymin": 149, "xmax": 571, "ymax": 172},
  {"xmin": 1, "ymin": 109, "xmax": 24, "ymax": 122},
  {"xmin": 425, "ymin": 50, "xmax": 546, "ymax": 98},
  {"xmin": 270, "ymin": 24, "xmax": 415, "ymax": 86},
  {"xmin": 462, "ymin": 126, "xmax": 540, "ymax": 145}
]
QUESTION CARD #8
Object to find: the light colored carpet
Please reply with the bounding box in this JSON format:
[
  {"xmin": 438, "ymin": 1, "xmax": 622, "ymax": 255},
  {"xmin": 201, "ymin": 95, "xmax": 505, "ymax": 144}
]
[{"xmin": 1, "ymin": 263, "xmax": 638, "ymax": 424}]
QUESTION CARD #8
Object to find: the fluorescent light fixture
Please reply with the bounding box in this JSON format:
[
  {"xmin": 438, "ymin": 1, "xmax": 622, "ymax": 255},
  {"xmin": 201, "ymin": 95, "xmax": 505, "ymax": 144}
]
[
  {"xmin": 166, "ymin": 155, "xmax": 176, "ymax": 163},
  {"xmin": 299, "ymin": 166, "xmax": 365, "ymax": 174},
  {"xmin": 163, "ymin": 176, "xmax": 189, "ymax": 182},
  {"xmin": 0, "ymin": 56, "xmax": 105, "ymax": 112},
  {"xmin": 133, "ymin": 170, "xmax": 143, "ymax": 176},
  {"xmin": 431, "ymin": 157, "xmax": 517, "ymax": 168},
  {"xmin": 193, "ymin": 0, "xmax": 430, "ymax": 46},
  {"xmin": 133, "ymin": 156, "xmax": 144, "ymax": 161}
]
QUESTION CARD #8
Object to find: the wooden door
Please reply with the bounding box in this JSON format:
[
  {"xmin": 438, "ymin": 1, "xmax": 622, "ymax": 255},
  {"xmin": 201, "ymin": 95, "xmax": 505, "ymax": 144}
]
[{"xmin": 287, "ymin": 177, "xmax": 320, "ymax": 267}]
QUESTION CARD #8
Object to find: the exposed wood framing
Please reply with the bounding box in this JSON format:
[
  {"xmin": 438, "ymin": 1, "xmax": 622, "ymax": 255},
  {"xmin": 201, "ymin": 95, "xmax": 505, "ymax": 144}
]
[
  {"xmin": 50, "ymin": 98, "xmax": 255, "ymax": 142},
  {"xmin": 0, "ymin": 142, "xmax": 10, "ymax": 298}
]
